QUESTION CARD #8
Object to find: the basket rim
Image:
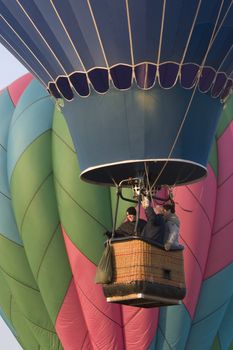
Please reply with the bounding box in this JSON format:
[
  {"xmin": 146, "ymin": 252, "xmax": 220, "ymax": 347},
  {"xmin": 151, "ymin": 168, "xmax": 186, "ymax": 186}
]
[{"xmin": 106, "ymin": 236, "xmax": 184, "ymax": 251}]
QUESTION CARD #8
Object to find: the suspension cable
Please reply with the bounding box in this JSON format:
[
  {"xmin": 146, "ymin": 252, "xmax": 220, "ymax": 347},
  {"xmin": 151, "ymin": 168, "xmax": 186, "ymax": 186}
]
[{"xmin": 149, "ymin": 0, "xmax": 226, "ymax": 192}]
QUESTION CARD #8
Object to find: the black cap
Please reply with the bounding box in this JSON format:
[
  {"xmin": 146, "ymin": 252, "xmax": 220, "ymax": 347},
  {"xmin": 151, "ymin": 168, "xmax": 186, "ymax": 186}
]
[{"xmin": 126, "ymin": 207, "xmax": 136, "ymax": 216}]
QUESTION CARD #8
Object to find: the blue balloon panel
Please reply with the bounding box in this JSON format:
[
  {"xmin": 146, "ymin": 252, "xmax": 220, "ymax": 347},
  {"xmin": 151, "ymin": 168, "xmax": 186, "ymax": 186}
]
[{"xmin": 63, "ymin": 83, "xmax": 222, "ymax": 186}]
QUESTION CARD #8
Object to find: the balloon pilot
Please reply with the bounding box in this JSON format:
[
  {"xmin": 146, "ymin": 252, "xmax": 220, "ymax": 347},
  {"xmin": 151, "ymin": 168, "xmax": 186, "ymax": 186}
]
[{"xmin": 114, "ymin": 206, "xmax": 146, "ymax": 238}]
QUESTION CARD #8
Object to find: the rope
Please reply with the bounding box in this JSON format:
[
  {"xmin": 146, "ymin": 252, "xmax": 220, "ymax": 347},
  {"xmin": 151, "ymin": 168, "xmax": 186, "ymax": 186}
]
[
  {"xmin": 144, "ymin": 162, "xmax": 155, "ymax": 208},
  {"xmin": 149, "ymin": 0, "xmax": 226, "ymax": 191},
  {"xmin": 150, "ymin": 83, "xmax": 199, "ymax": 191}
]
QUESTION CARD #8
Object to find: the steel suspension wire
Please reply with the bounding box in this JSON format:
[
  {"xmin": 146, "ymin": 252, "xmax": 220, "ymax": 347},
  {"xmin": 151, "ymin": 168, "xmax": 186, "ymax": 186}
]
[
  {"xmin": 150, "ymin": 83, "xmax": 199, "ymax": 192},
  {"xmin": 150, "ymin": 0, "xmax": 227, "ymax": 192}
]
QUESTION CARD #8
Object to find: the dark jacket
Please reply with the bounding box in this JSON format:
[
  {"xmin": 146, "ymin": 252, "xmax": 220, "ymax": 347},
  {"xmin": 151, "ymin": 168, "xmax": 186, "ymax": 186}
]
[
  {"xmin": 115, "ymin": 218, "xmax": 147, "ymax": 238},
  {"xmin": 164, "ymin": 212, "xmax": 180, "ymax": 250},
  {"xmin": 142, "ymin": 206, "xmax": 165, "ymax": 245}
]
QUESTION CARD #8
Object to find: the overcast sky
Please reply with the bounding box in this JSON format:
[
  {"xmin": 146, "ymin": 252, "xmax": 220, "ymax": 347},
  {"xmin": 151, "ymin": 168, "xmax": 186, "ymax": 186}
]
[
  {"xmin": 0, "ymin": 44, "xmax": 28, "ymax": 90},
  {"xmin": 0, "ymin": 43, "xmax": 27, "ymax": 349}
]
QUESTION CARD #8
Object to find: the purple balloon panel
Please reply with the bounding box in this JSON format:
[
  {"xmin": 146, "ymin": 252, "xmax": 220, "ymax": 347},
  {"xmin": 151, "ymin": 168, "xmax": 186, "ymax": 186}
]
[
  {"xmin": 134, "ymin": 63, "xmax": 156, "ymax": 89},
  {"xmin": 48, "ymin": 82, "xmax": 62, "ymax": 99},
  {"xmin": 199, "ymin": 67, "xmax": 216, "ymax": 92},
  {"xmin": 57, "ymin": 77, "xmax": 74, "ymax": 101},
  {"xmin": 180, "ymin": 64, "xmax": 199, "ymax": 89},
  {"xmin": 211, "ymin": 73, "xmax": 227, "ymax": 98},
  {"xmin": 88, "ymin": 68, "xmax": 109, "ymax": 93},
  {"xmin": 159, "ymin": 63, "xmax": 179, "ymax": 88},
  {"xmin": 220, "ymin": 79, "xmax": 233, "ymax": 101},
  {"xmin": 69, "ymin": 72, "xmax": 90, "ymax": 97},
  {"xmin": 110, "ymin": 65, "xmax": 132, "ymax": 89}
]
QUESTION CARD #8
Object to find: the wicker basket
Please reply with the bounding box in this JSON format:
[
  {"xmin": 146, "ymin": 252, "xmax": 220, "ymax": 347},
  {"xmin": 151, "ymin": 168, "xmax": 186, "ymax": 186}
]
[{"xmin": 103, "ymin": 238, "xmax": 186, "ymax": 307}]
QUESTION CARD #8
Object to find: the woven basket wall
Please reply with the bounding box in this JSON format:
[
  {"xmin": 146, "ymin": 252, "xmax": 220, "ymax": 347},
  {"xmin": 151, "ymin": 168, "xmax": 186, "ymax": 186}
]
[{"xmin": 111, "ymin": 239, "xmax": 185, "ymax": 288}]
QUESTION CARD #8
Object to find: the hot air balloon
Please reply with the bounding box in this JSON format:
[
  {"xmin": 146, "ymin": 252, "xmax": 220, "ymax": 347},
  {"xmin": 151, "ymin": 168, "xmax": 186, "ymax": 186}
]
[
  {"xmin": 1, "ymin": 0, "xmax": 232, "ymax": 309},
  {"xmin": 0, "ymin": 74, "xmax": 233, "ymax": 349},
  {"xmin": 0, "ymin": 0, "xmax": 233, "ymax": 347}
]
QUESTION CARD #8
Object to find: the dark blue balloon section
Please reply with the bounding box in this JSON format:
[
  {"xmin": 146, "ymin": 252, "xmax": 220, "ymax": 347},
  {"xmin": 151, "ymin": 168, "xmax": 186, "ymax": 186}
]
[
  {"xmin": 0, "ymin": 0, "xmax": 231, "ymax": 185},
  {"xmin": 63, "ymin": 84, "xmax": 222, "ymax": 185}
]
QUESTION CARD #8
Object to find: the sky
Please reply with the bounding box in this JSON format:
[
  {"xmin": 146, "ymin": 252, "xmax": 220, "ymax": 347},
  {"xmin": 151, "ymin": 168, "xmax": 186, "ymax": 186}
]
[
  {"xmin": 0, "ymin": 44, "xmax": 28, "ymax": 90},
  {"xmin": 0, "ymin": 318, "xmax": 22, "ymax": 350},
  {"xmin": 0, "ymin": 43, "xmax": 27, "ymax": 349}
]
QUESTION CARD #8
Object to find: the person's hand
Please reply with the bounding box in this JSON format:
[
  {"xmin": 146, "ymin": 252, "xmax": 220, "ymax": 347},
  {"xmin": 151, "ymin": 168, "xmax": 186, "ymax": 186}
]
[
  {"xmin": 141, "ymin": 196, "xmax": 149, "ymax": 209},
  {"xmin": 155, "ymin": 205, "xmax": 163, "ymax": 214}
]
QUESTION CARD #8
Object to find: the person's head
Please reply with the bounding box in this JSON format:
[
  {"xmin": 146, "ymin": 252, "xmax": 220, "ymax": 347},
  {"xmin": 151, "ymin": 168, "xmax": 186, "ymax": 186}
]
[
  {"xmin": 126, "ymin": 207, "xmax": 137, "ymax": 222},
  {"xmin": 163, "ymin": 203, "xmax": 175, "ymax": 214}
]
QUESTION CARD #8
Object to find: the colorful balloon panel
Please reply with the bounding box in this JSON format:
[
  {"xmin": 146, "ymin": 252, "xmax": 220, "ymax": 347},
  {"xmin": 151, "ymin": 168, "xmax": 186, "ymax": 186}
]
[
  {"xmin": 0, "ymin": 74, "xmax": 232, "ymax": 349},
  {"xmin": 0, "ymin": 76, "xmax": 62, "ymax": 349}
]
